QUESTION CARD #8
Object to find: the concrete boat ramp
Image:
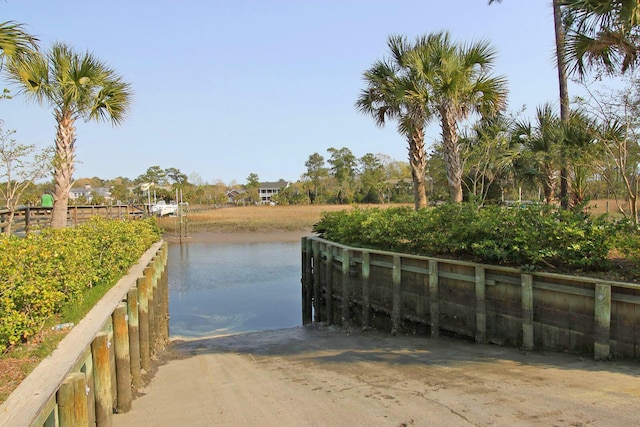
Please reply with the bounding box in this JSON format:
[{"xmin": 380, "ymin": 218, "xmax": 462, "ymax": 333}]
[{"xmin": 113, "ymin": 325, "xmax": 640, "ymax": 427}]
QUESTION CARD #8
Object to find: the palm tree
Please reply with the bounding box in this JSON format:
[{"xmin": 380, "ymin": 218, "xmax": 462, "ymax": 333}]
[
  {"xmin": 561, "ymin": 0, "xmax": 640, "ymax": 75},
  {"xmin": 356, "ymin": 35, "xmax": 432, "ymax": 210},
  {"xmin": 0, "ymin": 21, "xmax": 38, "ymax": 67},
  {"xmin": 410, "ymin": 31, "xmax": 508, "ymax": 202},
  {"xmin": 490, "ymin": 1, "xmax": 572, "ymax": 207},
  {"xmin": 512, "ymin": 104, "xmax": 564, "ymax": 204},
  {"xmin": 6, "ymin": 43, "xmax": 132, "ymax": 228}
]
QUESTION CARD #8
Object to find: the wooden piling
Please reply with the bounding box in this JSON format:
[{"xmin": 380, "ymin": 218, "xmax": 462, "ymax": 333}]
[
  {"xmin": 127, "ymin": 288, "xmax": 142, "ymax": 389},
  {"xmin": 594, "ymin": 284, "xmax": 612, "ymax": 360},
  {"xmin": 106, "ymin": 318, "xmax": 117, "ymax": 408},
  {"xmin": 429, "ymin": 260, "xmax": 439, "ymax": 338},
  {"xmin": 158, "ymin": 246, "xmax": 170, "ymax": 348},
  {"xmin": 57, "ymin": 373, "xmax": 88, "ymax": 427},
  {"xmin": 148, "ymin": 263, "xmax": 157, "ymax": 355},
  {"xmin": 325, "ymin": 246, "xmax": 334, "ymax": 325},
  {"xmin": 312, "ymin": 240, "xmax": 321, "ymax": 323},
  {"xmin": 521, "ymin": 274, "xmax": 534, "ymax": 351},
  {"xmin": 361, "ymin": 251, "xmax": 371, "ymax": 330},
  {"xmin": 341, "ymin": 249, "xmax": 351, "ymax": 329},
  {"xmin": 391, "ymin": 255, "xmax": 402, "ymax": 335},
  {"xmin": 91, "ymin": 332, "xmax": 113, "ymax": 427},
  {"xmin": 302, "ymin": 238, "xmax": 313, "ymax": 325},
  {"xmin": 137, "ymin": 273, "xmax": 151, "ymax": 372},
  {"xmin": 113, "ymin": 303, "xmax": 132, "ymax": 413},
  {"xmin": 475, "ymin": 266, "xmax": 487, "ymax": 344}
]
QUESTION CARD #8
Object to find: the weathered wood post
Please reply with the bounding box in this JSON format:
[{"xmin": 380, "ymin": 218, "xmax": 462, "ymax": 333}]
[
  {"xmin": 361, "ymin": 251, "xmax": 371, "ymax": 330},
  {"xmin": 57, "ymin": 372, "xmax": 88, "ymax": 427},
  {"xmin": 127, "ymin": 288, "xmax": 142, "ymax": 389},
  {"xmin": 92, "ymin": 332, "xmax": 113, "ymax": 427},
  {"xmin": 112, "ymin": 303, "xmax": 132, "ymax": 413},
  {"xmin": 594, "ymin": 283, "xmax": 612, "ymax": 360},
  {"xmin": 157, "ymin": 246, "xmax": 169, "ymax": 348},
  {"xmin": 312, "ymin": 240, "xmax": 322, "ymax": 323},
  {"xmin": 521, "ymin": 273, "xmax": 534, "ymax": 351},
  {"xmin": 475, "ymin": 266, "xmax": 487, "ymax": 344},
  {"xmin": 148, "ymin": 263, "xmax": 157, "ymax": 355},
  {"xmin": 429, "ymin": 260, "xmax": 439, "ymax": 338},
  {"xmin": 341, "ymin": 248, "xmax": 351, "ymax": 329},
  {"xmin": 24, "ymin": 207, "xmax": 30, "ymax": 235},
  {"xmin": 391, "ymin": 255, "xmax": 402, "ymax": 335},
  {"xmin": 301, "ymin": 237, "xmax": 312, "ymax": 325},
  {"xmin": 137, "ymin": 273, "xmax": 151, "ymax": 372},
  {"xmin": 305, "ymin": 238, "xmax": 314, "ymax": 324},
  {"xmin": 325, "ymin": 244, "xmax": 334, "ymax": 325},
  {"xmin": 106, "ymin": 318, "xmax": 117, "ymax": 409}
]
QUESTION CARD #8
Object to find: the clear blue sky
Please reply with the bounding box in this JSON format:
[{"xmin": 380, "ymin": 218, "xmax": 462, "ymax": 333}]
[{"xmin": 0, "ymin": 1, "xmax": 614, "ymax": 185}]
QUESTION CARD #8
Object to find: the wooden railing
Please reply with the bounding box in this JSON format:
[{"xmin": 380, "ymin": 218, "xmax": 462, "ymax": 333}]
[
  {"xmin": 0, "ymin": 241, "xmax": 168, "ymax": 427},
  {"xmin": 0, "ymin": 205, "xmax": 146, "ymax": 236},
  {"xmin": 301, "ymin": 236, "xmax": 640, "ymax": 361}
]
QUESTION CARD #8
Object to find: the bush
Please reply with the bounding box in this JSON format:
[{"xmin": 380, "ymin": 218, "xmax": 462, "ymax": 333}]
[
  {"xmin": 0, "ymin": 218, "xmax": 160, "ymax": 349},
  {"xmin": 313, "ymin": 203, "xmax": 623, "ymax": 272}
]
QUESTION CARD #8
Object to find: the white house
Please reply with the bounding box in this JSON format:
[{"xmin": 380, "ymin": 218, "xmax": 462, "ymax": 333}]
[
  {"xmin": 69, "ymin": 184, "xmax": 112, "ymax": 203},
  {"xmin": 259, "ymin": 179, "xmax": 289, "ymax": 204}
]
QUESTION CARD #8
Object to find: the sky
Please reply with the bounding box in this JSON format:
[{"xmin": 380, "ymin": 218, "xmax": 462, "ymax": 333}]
[{"xmin": 0, "ymin": 1, "xmax": 620, "ymax": 185}]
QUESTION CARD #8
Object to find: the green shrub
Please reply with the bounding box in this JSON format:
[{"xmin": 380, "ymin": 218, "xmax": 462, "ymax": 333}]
[
  {"xmin": 313, "ymin": 203, "xmax": 622, "ymax": 272},
  {"xmin": 0, "ymin": 218, "xmax": 160, "ymax": 349}
]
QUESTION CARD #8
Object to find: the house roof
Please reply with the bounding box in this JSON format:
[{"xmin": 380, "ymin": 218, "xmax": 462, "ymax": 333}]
[
  {"xmin": 69, "ymin": 186, "xmax": 111, "ymax": 197},
  {"xmin": 259, "ymin": 179, "xmax": 289, "ymax": 189}
]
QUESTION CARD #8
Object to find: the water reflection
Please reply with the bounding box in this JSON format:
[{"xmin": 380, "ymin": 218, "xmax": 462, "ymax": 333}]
[{"xmin": 168, "ymin": 241, "xmax": 301, "ymax": 338}]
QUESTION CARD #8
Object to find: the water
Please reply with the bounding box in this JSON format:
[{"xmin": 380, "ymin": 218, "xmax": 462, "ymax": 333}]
[{"xmin": 167, "ymin": 241, "xmax": 301, "ymax": 338}]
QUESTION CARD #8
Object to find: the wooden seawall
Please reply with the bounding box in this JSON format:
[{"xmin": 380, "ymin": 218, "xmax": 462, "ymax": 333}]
[
  {"xmin": 302, "ymin": 236, "xmax": 640, "ymax": 361},
  {"xmin": 0, "ymin": 241, "xmax": 169, "ymax": 427}
]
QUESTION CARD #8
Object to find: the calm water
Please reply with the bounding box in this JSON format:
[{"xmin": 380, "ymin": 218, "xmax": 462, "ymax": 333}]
[{"xmin": 167, "ymin": 241, "xmax": 301, "ymax": 338}]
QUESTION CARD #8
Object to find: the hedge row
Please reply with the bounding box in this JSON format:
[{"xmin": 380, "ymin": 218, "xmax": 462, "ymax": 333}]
[
  {"xmin": 0, "ymin": 218, "xmax": 161, "ymax": 349},
  {"xmin": 313, "ymin": 203, "xmax": 640, "ymax": 272}
]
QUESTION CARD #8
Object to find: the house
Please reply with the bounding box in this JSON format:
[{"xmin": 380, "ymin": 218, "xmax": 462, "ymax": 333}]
[
  {"xmin": 259, "ymin": 179, "xmax": 289, "ymax": 205},
  {"xmin": 69, "ymin": 184, "xmax": 112, "ymax": 204},
  {"xmin": 225, "ymin": 188, "xmax": 246, "ymax": 204}
]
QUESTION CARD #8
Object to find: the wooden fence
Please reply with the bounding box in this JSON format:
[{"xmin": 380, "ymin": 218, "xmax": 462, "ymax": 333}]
[
  {"xmin": 0, "ymin": 205, "xmax": 146, "ymax": 236},
  {"xmin": 301, "ymin": 236, "xmax": 640, "ymax": 361},
  {"xmin": 0, "ymin": 241, "xmax": 168, "ymax": 427}
]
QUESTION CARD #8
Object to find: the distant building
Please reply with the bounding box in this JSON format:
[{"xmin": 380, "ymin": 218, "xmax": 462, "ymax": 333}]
[
  {"xmin": 69, "ymin": 184, "xmax": 112, "ymax": 203},
  {"xmin": 225, "ymin": 188, "xmax": 246, "ymax": 204},
  {"xmin": 259, "ymin": 179, "xmax": 289, "ymax": 205}
]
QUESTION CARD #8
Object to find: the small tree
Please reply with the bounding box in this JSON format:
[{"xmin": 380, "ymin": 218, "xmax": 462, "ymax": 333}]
[
  {"xmin": 0, "ymin": 121, "xmax": 52, "ymax": 234},
  {"xmin": 245, "ymin": 172, "xmax": 260, "ymax": 204}
]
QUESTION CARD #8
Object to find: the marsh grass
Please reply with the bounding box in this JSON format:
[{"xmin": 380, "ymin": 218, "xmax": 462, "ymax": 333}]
[{"xmin": 157, "ymin": 204, "xmax": 360, "ymax": 233}]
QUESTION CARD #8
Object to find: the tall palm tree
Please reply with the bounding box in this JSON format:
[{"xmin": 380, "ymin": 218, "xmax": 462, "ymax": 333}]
[
  {"xmin": 6, "ymin": 43, "xmax": 132, "ymax": 228},
  {"xmin": 410, "ymin": 31, "xmax": 508, "ymax": 202},
  {"xmin": 0, "ymin": 21, "xmax": 38, "ymax": 67},
  {"xmin": 561, "ymin": 0, "xmax": 640, "ymax": 75},
  {"xmin": 490, "ymin": 1, "xmax": 572, "ymax": 207},
  {"xmin": 512, "ymin": 104, "xmax": 564, "ymax": 204},
  {"xmin": 356, "ymin": 35, "xmax": 433, "ymax": 209}
]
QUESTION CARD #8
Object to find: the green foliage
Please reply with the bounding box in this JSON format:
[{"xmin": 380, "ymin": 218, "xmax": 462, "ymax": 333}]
[
  {"xmin": 0, "ymin": 218, "xmax": 160, "ymax": 350},
  {"xmin": 313, "ymin": 203, "xmax": 624, "ymax": 272}
]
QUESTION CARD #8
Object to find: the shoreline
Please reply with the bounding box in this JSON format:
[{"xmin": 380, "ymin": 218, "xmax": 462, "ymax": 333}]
[{"xmin": 162, "ymin": 229, "xmax": 317, "ymax": 244}]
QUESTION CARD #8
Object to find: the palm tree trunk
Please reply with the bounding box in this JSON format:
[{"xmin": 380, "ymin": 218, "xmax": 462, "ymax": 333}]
[
  {"xmin": 408, "ymin": 128, "xmax": 428, "ymax": 210},
  {"xmin": 553, "ymin": 0, "xmax": 571, "ymax": 208},
  {"xmin": 51, "ymin": 111, "xmax": 76, "ymax": 229},
  {"xmin": 440, "ymin": 106, "xmax": 463, "ymax": 203}
]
